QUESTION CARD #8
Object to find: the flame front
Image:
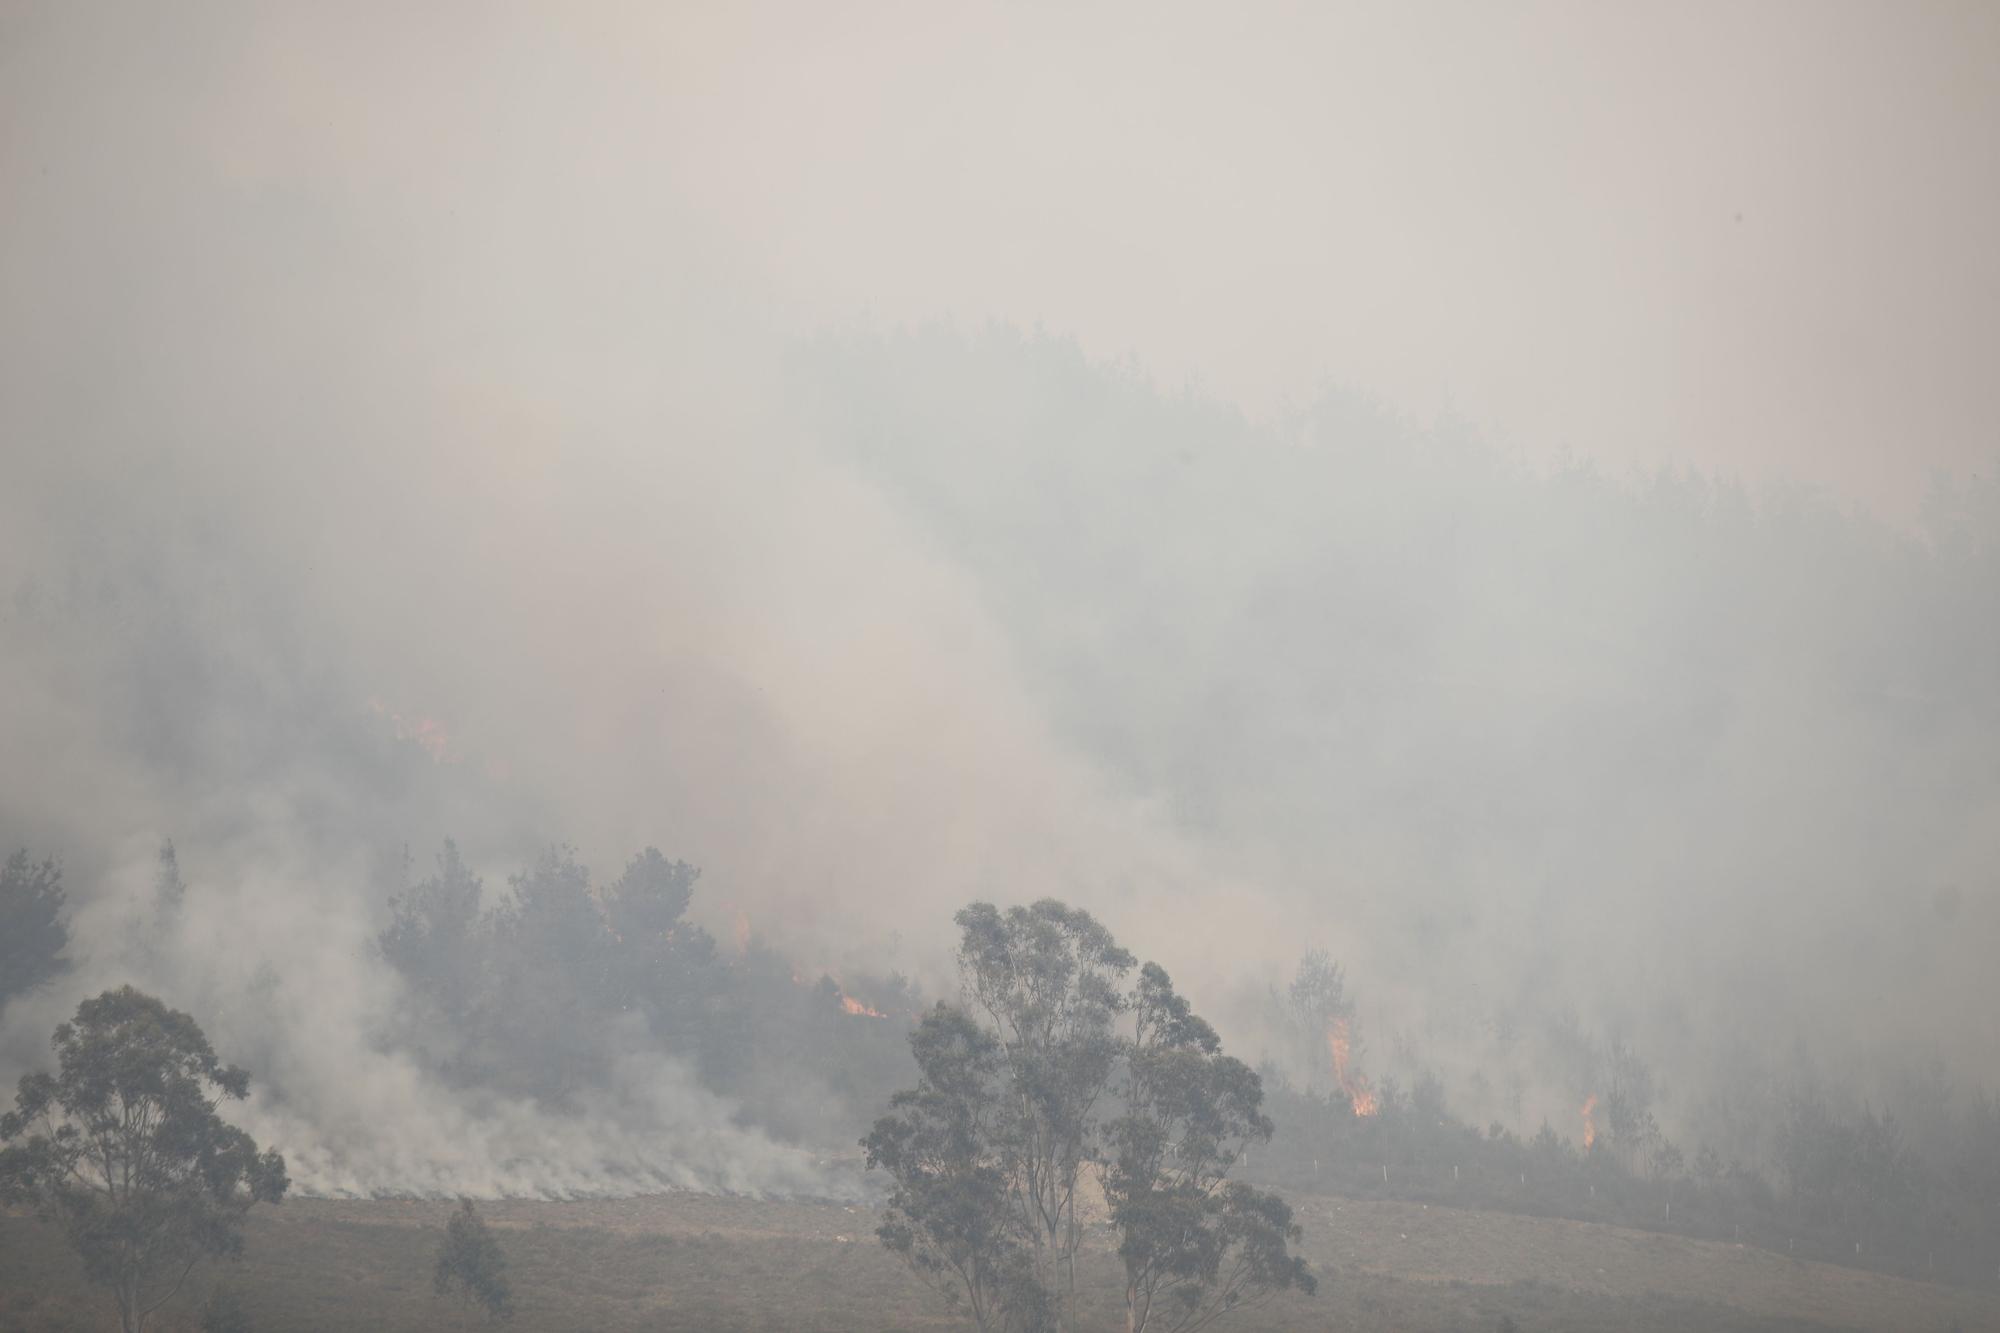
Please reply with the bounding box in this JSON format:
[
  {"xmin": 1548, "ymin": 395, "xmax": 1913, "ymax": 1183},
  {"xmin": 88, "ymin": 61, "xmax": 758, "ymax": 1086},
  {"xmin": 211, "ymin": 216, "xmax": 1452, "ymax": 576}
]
[
  {"xmin": 1326, "ymin": 1016, "xmax": 1379, "ymax": 1117},
  {"xmin": 788, "ymin": 963, "xmax": 891, "ymax": 1020},
  {"xmin": 839, "ymin": 993, "xmax": 888, "ymax": 1019},
  {"xmin": 1580, "ymin": 1094, "xmax": 1598, "ymax": 1151}
]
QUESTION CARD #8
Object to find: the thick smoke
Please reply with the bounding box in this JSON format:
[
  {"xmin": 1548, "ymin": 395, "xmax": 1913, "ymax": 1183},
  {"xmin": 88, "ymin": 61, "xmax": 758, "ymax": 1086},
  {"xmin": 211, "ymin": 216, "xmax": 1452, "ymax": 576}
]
[
  {"xmin": 0, "ymin": 381, "xmax": 1241, "ymax": 1194},
  {"xmin": 791, "ymin": 327, "xmax": 2000, "ymax": 1151},
  {"xmin": 0, "ymin": 296, "xmax": 1245, "ymax": 1195},
  {"xmin": 3, "ymin": 2, "xmax": 1996, "ymax": 1199},
  {"xmin": 0, "ymin": 51, "xmax": 1236, "ymax": 1190}
]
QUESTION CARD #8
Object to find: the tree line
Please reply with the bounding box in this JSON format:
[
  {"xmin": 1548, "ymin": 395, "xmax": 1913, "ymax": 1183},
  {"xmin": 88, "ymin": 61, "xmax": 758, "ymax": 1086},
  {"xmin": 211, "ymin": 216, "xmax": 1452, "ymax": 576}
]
[
  {"xmin": 373, "ymin": 839, "xmax": 917, "ymax": 1144},
  {"xmin": 8, "ymin": 836, "xmax": 1996, "ymax": 1327},
  {"xmin": 1246, "ymin": 954, "xmax": 2000, "ymax": 1291},
  {"xmin": 4, "ymin": 842, "xmax": 1316, "ymax": 1332}
]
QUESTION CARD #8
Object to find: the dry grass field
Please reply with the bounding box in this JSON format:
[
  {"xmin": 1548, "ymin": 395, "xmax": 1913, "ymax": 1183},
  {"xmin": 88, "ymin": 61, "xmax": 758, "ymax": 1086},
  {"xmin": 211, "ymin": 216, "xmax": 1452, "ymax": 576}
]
[{"xmin": 4, "ymin": 1191, "xmax": 1995, "ymax": 1332}]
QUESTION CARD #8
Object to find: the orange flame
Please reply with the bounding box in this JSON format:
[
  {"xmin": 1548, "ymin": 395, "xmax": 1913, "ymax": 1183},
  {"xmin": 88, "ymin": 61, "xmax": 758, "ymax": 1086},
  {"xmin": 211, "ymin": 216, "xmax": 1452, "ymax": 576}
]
[
  {"xmin": 733, "ymin": 912, "xmax": 751, "ymax": 956},
  {"xmin": 1326, "ymin": 1017, "xmax": 1379, "ymax": 1117},
  {"xmin": 839, "ymin": 993, "xmax": 888, "ymax": 1019},
  {"xmin": 1580, "ymin": 1094, "xmax": 1598, "ymax": 1151},
  {"xmin": 367, "ymin": 697, "xmax": 456, "ymax": 763},
  {"xmin": 787, "ymin": 962, "xmax": 891, "ymax": 1019}
]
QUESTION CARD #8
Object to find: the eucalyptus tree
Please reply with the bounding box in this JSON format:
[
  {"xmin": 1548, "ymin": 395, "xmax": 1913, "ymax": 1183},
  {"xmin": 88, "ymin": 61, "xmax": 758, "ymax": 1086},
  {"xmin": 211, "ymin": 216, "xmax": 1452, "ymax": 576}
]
[
  {"xmin": 864, "ymin": 1004, "xmax": 1051, "ymax": 1332},
  {"xmin": 0, "ymin": 987, "xmax": 288, "ymax": 1333},
  {"xmin": 1105, "ymin": 963, "xmax": 1314, "ymax": 1333},
  {"xmin": 868, "ymin": 900, "xmax": 1311, "ymax": 1333},
  {"xmin": 955, "ymin": 898, "xmax": 1135, "ymax": 1323}
]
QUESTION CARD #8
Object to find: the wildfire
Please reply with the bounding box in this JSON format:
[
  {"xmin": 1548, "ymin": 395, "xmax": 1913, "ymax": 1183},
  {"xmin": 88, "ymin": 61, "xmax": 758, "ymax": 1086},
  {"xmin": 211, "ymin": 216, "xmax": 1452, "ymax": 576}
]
[
  {"xmin": 1325, "ymin": 1016, "xmax": 1379, "ymax": 1117},
  {"xmin": 784, "ymin": 955, "xmax": 892, "ymax": 1020},
  {"xmin": 366, "ymin": 697, "xmax": 456, "ymax": 763},
  {"xmin": 733, "ymin": 912, "xmax": 752, "ymax": 956},
  {"xmin": 838, "ymin": 993, "xmax": 889, "ymax": 1019},
  {"xmin": 1580, "ymin": 1094, "xmax": 1598, "ymax": 1151}
]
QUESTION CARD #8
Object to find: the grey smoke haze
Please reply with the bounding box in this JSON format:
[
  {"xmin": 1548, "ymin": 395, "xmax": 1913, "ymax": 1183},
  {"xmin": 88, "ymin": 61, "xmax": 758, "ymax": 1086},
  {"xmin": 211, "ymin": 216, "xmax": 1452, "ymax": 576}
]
[{"xmin": 2, "ymin": 1, "xmax": 1996, "ymax": 1195}]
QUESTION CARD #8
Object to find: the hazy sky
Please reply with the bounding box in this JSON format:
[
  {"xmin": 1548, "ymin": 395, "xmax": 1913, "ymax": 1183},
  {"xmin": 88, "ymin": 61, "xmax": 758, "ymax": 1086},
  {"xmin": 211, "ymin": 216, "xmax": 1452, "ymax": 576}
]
[
  {"xmin": 10, "ymin": 2, "xmax": 1997, "ymax": 517},
  {"xmin": 643, "ymin": 0, "xmax": 2000, "ymax": 516}
]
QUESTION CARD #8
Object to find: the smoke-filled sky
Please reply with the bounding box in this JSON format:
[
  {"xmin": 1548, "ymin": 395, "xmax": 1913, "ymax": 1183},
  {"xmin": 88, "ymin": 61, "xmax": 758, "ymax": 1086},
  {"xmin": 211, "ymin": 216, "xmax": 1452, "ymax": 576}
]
[
  {"xmin": 12, "ymin": 2, "xmax": 1998, "ymax": 511},
  {"xmin": 646, "ymin": 0, "xmax": 2000, "ymax": 515},
  {"xmin": 2, "ymin": 2, "xmax": 1997, "ymax": 1195}
]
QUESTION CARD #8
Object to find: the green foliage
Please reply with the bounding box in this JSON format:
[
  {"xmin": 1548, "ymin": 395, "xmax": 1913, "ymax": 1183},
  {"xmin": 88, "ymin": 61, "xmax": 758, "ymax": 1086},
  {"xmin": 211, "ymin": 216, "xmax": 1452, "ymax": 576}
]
[
  {"xmin": 1780, "ymin": 1091, "xmax": 1916, "ymax": 1252},
  {"xmin": 379, "ymin": 840, "xmax": 490, "ymax": 1027},
  {"xmin": 0, "ymin": 986, "xmax": 288, "ymax": 1333},
  {"xmin": 955, "ymin": 899, "xmax": 1135, "ymax": 1324},
  {"xmin": 1106, "ymin": 963, "xmax": 1312, "ymax": 1333},
  {"xmin": 869, "ymin": 903, "xmax": 1309, "ymax": 1333},
  {"xmin": 380, "ymin": 842, "xmax": 728, "ymax": 1102},
  {"xmin": 484, "ymin": 846, "xmax": 618, "ymax": 1101},
  {"xmin": 0, "ymin": 848, "xmax": 69, "ymax": 1013},
  {"xmin": 602, "ymin": 849, "xmax": 714, "ymax": 1049},
  {"xmin": 864, "ymin": 1005, "xmax": 1049, "ymax": 1332},
  {"xmin": 433, "ymin": 1200, "xmax": 514, "ymax": 1322},
  {"xmin": 377, "ymin": 838, "xmax": 910, "ymax": 1147},
  {"xmin": 603, "ymin": 847, "xmax": 698, "ymax": 941},
  {"xmin": 1272, "ymin": 951, "xmax": 1348, "ymax": 1099}
]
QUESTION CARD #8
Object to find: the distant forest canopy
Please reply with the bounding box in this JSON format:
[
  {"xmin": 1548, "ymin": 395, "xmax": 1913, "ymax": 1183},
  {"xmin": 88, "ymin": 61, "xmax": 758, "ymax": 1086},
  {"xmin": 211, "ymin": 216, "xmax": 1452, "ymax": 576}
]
[
  {"xmin": 0, "ymin": 322, "xmax": 1994, "ymax": 1248},
  {"xmin": 788, "ymin": 323, "xmax": 2000, "ymax": 1119}
]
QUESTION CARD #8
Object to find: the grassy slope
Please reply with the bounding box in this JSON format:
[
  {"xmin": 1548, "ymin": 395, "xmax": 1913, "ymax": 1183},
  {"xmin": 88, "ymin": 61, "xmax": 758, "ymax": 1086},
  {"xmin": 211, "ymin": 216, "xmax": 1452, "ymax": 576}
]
[{"xmin": 4, "ymin": 1192, "xmax": 1995, "ymax": 1332}]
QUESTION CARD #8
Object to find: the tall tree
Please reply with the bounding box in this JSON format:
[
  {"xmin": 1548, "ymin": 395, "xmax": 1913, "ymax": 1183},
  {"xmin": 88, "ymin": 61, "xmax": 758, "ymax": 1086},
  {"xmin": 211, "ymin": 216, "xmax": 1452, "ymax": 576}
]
[
  {"xmin": 864, "ymin": 1005, "xmax": 1051, "ymax": 1332},
  {"xmin": 154, "ymin": 839, "xmax": 187, "ymax": 916},
  {"xmin": 1106, "ymin": 964, "xmax": 1313, "ymax": 1333},
  {"xmin": 955, "ymin": 899, "xmax": 1135, "ymax": 1325},
  {"xmin": 0, "ymin": 987, "xmax": 288, "ymax": 1333},
  {"xmin": 379, "ymin": 840, "xmax": 491, "ymax": 1028},
  {"xmin": 871, "ymin": 901, "xmax": 1310, "ymax": 1333},
  {"xmin": 0, "ymin": 848, "xmax": 69, "ymax": 1014},
  {"xmin": 433, "ymin": 1199, "xmax": 515, "ymax": 1322},
  {"xmin": 489, "ymin": 846, "xmax": 615, "ymax": 1100},
  {"xmin": 603, "ymin": 848, "xmax": 715, "ymax": 1047},
  {"xmin": 1274, "ymin": 950, "xmax": 1348, "ymax": 1097}
]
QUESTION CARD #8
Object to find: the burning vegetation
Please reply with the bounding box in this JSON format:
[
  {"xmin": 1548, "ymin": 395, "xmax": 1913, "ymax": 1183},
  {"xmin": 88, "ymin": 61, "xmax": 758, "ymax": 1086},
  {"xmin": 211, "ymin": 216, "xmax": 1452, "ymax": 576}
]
[
  {"xmin": 1326, "ymin": 1016, "xmax": 1379, "ymax": 1118},
  {"xmin": 837, "ymin": 992, "xmax": 888, "ymax": 1019}
]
